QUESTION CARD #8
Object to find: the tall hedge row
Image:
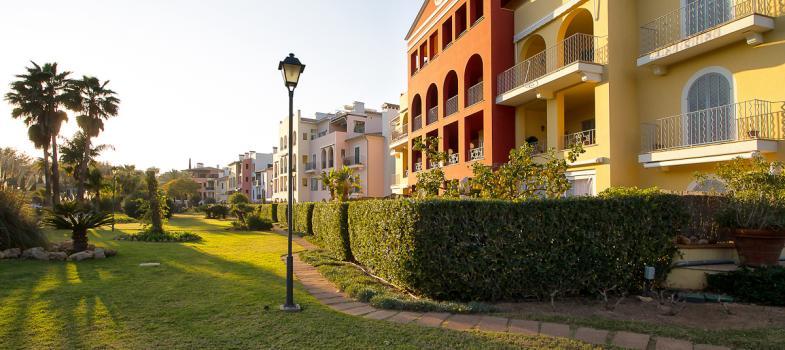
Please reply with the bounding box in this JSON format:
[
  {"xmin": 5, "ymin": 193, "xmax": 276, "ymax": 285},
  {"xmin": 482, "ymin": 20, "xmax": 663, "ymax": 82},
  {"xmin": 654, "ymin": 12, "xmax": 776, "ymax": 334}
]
[
  {"xmin": 312, "ymin": 202, "xmax": 351, "ymax": 261},
  {"xmin": 278, "ymin": 203, "xmax": 288, "ymax": 224},
  {"xmin": 258, "ymin": 203, "xmax": 278, "ymax": 222},
  {"xmin": 347, "ymin": 196, "xmax": 686, "ymax": 301},
  {"xmin": 293, "ymin": 203, "xmax": 314, "ymax": 235}
]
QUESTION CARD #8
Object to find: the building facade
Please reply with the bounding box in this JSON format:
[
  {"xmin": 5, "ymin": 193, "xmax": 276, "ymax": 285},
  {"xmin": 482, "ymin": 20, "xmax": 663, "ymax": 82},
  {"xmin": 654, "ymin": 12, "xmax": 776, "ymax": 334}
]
[
  {"xmin": 404, "ymin": 0, "xmax": 785, "ymax": 195},
  {"xmin": 184, "ymin": 163, "xmax": 223, "ymax": 202},
  {"xmin": 272, "ymin": 102, "xmax": 397, "ymax": 202},
  {"xmin": 390, "ymin": 93, "xmax": 411, "ymax": 195}
]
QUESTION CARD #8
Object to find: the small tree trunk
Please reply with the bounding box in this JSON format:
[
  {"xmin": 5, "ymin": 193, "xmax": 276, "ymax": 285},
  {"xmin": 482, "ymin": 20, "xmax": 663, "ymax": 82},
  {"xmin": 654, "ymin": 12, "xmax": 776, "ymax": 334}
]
[
  {"xmin": 72, "ymin": 228, "xmax": 88, "ymax": 253},
  {"xmin": 50, "ymin": 134, "xmax": 61, "ymax": 206},
  {"xmin": 41, "ymin": 146, "xmax": 52, "ymax": 207}
]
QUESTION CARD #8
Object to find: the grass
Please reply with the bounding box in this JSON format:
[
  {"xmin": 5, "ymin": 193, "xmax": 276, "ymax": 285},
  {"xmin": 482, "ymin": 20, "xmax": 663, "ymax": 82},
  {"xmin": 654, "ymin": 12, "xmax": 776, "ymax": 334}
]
[
  {"xmin": 0, "ymin": 214, "xmax": 600, "ymax": 350},
  {"xmin": 503, "ymin": 312, "xmax": 785, "ymax": 350},
  {"xmin": 300, "ymin": 249, "xmax": 495, "ymax": 314}
]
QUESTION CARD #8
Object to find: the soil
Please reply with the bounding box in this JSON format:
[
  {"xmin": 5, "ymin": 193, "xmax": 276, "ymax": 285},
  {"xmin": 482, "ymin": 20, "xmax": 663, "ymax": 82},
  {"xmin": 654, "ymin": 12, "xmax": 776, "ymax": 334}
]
[{"xmin": 496, "ymin": 297, "xmax": 785, "ymax": 330}]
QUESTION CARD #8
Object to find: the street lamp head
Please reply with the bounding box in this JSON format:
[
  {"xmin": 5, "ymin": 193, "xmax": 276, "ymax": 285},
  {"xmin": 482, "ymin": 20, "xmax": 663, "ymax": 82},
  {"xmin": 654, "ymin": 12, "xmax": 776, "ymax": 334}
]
[{"xmin": 278, "ymin": 53, "xmax": 305, "ymax": 90}]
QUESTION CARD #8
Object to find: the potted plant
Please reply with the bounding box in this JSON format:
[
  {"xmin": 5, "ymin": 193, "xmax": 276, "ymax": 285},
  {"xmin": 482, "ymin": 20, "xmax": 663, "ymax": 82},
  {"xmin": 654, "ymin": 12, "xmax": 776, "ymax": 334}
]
[{"xmin": 703, "ymin": 155, "xmax": 785, "ymax": 266}]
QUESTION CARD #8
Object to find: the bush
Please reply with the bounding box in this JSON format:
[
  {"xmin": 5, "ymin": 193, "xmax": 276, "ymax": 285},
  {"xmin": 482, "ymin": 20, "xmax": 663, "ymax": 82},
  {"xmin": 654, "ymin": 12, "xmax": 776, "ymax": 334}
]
[
  {"xmin": 258, "ymin": 203, "xmax": 278, "ymax": 222},
  {"xmin": 245, "ymin": 215, "xmax": 273, "ymax": 231},
  {"xmin": 293, "ymin": 203, "xmax": 314, "ymax": 235},
  {"xmin": 116, "ymin": 229, "xmax": 201, "ymax": 242},
  {"xmin": 348, "ymin": 197, "xmax": 686, "ymax": 301},
  {"xmin": 123, "ymin": 197, "xmax": 145, "ymax": 219},
  {"xmin": 205, "ymin": 204, "xmax": 229, "ymax": 219},
  {"xmin": 0, "ymin": 189, "xmax": 47, "ymax": 250},
  {"xmin": 312, "ymin": 202, "xmax": 351, "ymax": 261},
  {"xmin": 707, "ymin": 266, "xmax": 785, "ymax": 306},
  {"xmin": 277, "ymin": 203, "xmax": 288, "ymax": 224}
]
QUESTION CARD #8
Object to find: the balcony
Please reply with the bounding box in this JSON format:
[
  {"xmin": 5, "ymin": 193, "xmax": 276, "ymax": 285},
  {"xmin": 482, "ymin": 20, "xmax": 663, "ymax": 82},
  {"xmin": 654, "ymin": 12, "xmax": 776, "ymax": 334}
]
[
  {"xmin": 413, "ymin": 162, "xmax": 423, "ymax": 172},
  {"xmin": 445, "ymin": 95, "xmax": 459, "ymax": 117},
  {"xmin": 392, "ymin": 171, "xmax": 409, "ymax": 188},
  {"xmin": 467, "ymin": 81, "xmax": 484, "ymax": 107},
  {"xmin": 564, "ymin": 129, "xmax": 597, "ymax": 149},
  {"xmin": 497, "ymin": 34, "xmax": 607, "ymax": 106},
  {"xmin": 469, "ymin": 146, "xmax": 484, "ymax": 161},
  {"xmin": 446, "ymin": 153, "xmax": 459, "ymax": 165},
  {"xmin": 639, "ymin": 100, "xmax": 784, "ymax": 168},
  {"xmin": 638, "ymin": 0, "xmax": 775, "ymax": 71},
  {"xmin": 412, "ymin": 114, "xmax": 422, "ymax": 132},
  {"xmin": 305, "ymin": 161, "xmax": 317, "ymax": 173},
  {"xmin": 427, "ymin": 106, "xmax": 438, "ymax": 125},
  {"xmin": 391, "ymin": 122, "xmax": 408, "ymax": 146},
  {"xmin": 343, "ymin": 157, "xmax": 364, "ymax": 168}
]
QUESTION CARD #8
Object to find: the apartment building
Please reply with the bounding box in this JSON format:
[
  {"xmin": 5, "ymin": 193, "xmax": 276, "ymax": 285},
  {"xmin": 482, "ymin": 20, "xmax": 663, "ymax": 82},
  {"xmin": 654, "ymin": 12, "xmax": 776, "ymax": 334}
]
[
  {"xmin": 252, "ymin": 164, "xmax": 274, "ymax": 203},
  {"xmin": 272, "ymin": 102, "xmax": 397, "ymax": 202},
  {"xmin": 184, "ymin": 163, "xmax": 223, "ymax": 202},
  {"xmin": 390, "ymin": 93, "xmax": 411, "ymax": 195},
  {"xmin": 405, "ymin": 0, "xmax": 785, "ymax": 195},
  {"xmin": 228, "ymin": 151, "xmax": 273, "ymax": 200}
]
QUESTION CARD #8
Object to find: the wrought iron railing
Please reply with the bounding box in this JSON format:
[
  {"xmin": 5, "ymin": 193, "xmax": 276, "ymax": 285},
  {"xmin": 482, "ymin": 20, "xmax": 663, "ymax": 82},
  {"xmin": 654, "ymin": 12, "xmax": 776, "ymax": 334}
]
[
  {"xmin": 427, "ymin": 106, "xmax": 438, "ymax": 124},
  {"xmin": 639, "ymin": 0, "xmax": 775, "ymax": 55},
  {"xmin": 446, "ymin": 153, "xmax": 459, "ymax": 165},
  {"xmin": 413, "ymin": 114, "xmax": 422, "ymax": 131},
  {"xmin": 641, "ymin": 100, "xmax": 785, "ymax": 152},
  {"xmin": 445, "ymin": 95, "xmax": 459, "ymax": 117},
  {"xmin": 527, "ymin": 141, "xmax": 547, "ymax": 154},
  {"xmin": 564, "ymin": 129, "xmax": 597, "ymax": 149},
  {"xmin": 467, "ymin": 81, "xmax": 484, "ymax": 107},
  {"xmin": 392, "ymin": 123, "xmax": 408, "ymax": 142},
  {"xmin": 414, "ymin": 162, "xmax": 423, "ymax": 172},
  {"xmin": 429, "ymin": 160, "xmax": 442, "ymax": 169},
  {"xmin": 470, "ymin": 147, "xmax": 484, "ymax": 161},
  {"xmin": 305, "ymin": 161, "xmax": 317, "ymax": 171},
  {"xmin": 343, "ymin": 157, "xmax": 363, "ymax": 166},
  {"xmin": 498, "ymin": 33, "xmax": 608, "ymax": 96}
]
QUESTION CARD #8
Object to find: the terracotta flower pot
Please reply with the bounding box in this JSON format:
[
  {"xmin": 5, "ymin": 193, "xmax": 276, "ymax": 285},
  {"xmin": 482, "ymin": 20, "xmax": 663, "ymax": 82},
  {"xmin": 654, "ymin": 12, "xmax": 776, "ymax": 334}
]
[{"xmin": 732, "ymin": 229, "xmax": 785, "ymax": 267}]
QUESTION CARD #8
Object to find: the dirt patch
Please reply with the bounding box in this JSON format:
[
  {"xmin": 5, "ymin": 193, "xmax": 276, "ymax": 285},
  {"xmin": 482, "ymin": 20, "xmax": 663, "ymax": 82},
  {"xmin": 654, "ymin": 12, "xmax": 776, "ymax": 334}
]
[{"xmin": 496, "ymin": 297, "xmax": 785, "ymax": 330}]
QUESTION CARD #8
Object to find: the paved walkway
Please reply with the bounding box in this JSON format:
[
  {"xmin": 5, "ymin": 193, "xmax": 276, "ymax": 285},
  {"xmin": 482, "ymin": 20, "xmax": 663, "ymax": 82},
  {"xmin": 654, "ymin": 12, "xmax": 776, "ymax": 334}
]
[{"xmin": 273, "ymin": 227, "xmax": 731, "ymax": 350}]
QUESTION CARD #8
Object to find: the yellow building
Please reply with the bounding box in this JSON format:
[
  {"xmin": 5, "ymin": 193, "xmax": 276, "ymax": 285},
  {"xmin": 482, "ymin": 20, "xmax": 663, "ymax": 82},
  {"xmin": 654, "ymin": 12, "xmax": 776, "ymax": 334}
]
[
  {"xmin": 499, "ymin": 0, "xmax": 785, "ymax": 194},
  {"xmin": 390, "ymin": 93, "xmax": 411, "ymax": 196}
]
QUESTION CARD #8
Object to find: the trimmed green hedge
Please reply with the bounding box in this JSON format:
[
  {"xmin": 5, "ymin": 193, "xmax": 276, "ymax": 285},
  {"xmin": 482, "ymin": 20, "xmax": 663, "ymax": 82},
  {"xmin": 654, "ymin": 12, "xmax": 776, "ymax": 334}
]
[
  {"xmin": 293, "ymin": 203, "xmax": 314, "ymax": 235},
  {"xmin": 348, "ymin": 196, "xmax": 686, "ymax": 301},
  {"xmin": 312, "ymin": 202, "xmax": 351, "ymax": 261},
  {"xmin": 278, "ymin": 203, "xmax": 288, "ymax": 224},
  {"xmin": 258, "ymin": 204, "xmax": 278, "ymax": 222}
]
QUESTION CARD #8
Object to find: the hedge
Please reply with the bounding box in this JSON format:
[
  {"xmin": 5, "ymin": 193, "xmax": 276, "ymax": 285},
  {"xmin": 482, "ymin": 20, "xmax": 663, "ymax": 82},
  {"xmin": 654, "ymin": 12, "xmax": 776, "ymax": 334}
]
[
  {"xmin": 312, "ymin": 202, "xmax": 351, "ymax": 261},
  {"xmin": 258, "ymin": 203, "xmax": 278, "ymax": 222},
  {"xmin": 278, "ymin": 203, "xmax": 288, "ymax": 224},
  {"xmin": 293, "ymin": 203, "xmax": 314, "ymax": 235},
  {"xmin": 347, "ymin": 196, "xmax": 686, "ymax": 301}
]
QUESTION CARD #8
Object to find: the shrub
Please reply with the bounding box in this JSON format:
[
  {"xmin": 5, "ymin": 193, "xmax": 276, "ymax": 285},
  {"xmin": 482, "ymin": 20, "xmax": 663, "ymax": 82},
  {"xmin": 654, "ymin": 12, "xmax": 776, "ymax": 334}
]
[
  {"xmin": 258, "ymin": 203, "xmax": 277, "ymax": 222},
  {"xmin": 348, "ymin": 197, "xmax": 686, "ymax": 301},
  {"xmin": 312, "ymin": 202, "xmax": 351, "ymax": 261},
  {"xmin": 293, "ymin": 203, "xmax": 314, "ymax": 235},
  {"xmin": 0, "ymin": 188, "xmax": 47, "ymax": 250},
  {"xmin": 123, "ymin": 197, "xmax": 145, "ymax": 219},
  {"xmin": 707, "ymin": 266, "xmax": 785, "ymax": 306},
  {"xmin": 44, "ymin": 201, "xmax": 113, "ymax": 252},
  {"xmin": 245, "ymin": 215, "xmax": 273, "ymax": 231},
  {"xmin": 205, "ymin": 204, "xmax": 229, "ymax": 219},
  {"xmin": 598, "ymin": 186, "xmax": 662, "ymax": 198},
  {"xmin": 116, "ymin": 229, "xmax": 201, "ymax": 242},
  {"xmin": 277, "ymin": 203, "xmax": 288, "ymax": 224}
]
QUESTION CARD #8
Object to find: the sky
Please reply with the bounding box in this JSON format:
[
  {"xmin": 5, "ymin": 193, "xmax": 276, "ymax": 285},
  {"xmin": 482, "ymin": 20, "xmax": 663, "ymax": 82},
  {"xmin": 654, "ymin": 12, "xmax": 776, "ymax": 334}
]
[{"xmin": 0, "ymin": 0, "xmax": 421, "ymax": 171}]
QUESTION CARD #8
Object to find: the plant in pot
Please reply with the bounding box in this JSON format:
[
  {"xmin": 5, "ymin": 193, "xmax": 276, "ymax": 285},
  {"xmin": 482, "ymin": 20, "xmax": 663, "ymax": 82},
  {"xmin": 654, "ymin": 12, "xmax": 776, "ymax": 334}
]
[{"xmin": 700, "ymin": 155, "xmax": 785, "ymax": 266}]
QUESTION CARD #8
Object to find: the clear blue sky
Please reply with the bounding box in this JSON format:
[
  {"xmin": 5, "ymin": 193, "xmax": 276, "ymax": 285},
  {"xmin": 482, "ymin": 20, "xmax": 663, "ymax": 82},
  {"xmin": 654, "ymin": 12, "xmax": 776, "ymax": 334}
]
[{"xmin": 0, "ymin": 0, "xmax": 421, "ymax": 170}]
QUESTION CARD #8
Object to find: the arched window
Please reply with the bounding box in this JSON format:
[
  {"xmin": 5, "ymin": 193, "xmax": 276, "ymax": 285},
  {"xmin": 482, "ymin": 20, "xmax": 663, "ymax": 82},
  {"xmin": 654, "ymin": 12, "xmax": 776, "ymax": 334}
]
[
  {"xmin": 464, "ymin": 54, "xmax": 484, "ymax": 107},
  {"xmin": 412, "ymin": 94, "xmax": 423, "ymax": 131},
  {"xmin": 684, "ymin": 69, "xmax": 734, "ymax": 145}
]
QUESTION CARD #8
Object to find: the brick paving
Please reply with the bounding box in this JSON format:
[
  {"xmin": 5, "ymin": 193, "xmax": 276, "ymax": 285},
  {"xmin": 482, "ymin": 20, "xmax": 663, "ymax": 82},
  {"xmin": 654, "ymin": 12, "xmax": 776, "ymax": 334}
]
[{"xmin": 272, "ymin": 226, "xmax": 732, "ymax": 350}]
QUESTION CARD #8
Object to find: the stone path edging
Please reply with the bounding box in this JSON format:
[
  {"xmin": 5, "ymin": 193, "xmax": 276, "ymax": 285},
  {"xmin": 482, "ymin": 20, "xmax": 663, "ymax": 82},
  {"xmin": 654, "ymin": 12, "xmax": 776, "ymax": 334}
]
[{"xmin": 272, "ymin": 227, "xmax": 731, "ymax": 350}]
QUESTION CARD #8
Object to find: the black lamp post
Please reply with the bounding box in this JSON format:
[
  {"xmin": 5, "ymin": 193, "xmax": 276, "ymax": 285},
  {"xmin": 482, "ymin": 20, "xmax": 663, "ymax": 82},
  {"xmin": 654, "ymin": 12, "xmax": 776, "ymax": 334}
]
[{"xmin": 278, "ymin": 53, "xmax": 305, "ymax": 312}]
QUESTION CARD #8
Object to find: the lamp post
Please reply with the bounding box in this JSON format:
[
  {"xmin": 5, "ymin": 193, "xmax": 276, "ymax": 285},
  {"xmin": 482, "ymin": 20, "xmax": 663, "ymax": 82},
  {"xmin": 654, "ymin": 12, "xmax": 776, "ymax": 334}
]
[
  {"xmin": 278, "ymin": 53, "xmax": 305, "ymax": 312},
  {"xmin": 111, "ymin": 168, "xmax": 118, "ymax": 232}
]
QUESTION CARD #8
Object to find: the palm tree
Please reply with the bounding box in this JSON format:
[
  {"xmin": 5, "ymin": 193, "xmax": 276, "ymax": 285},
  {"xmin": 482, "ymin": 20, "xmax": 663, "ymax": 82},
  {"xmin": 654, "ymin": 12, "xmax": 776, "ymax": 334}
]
[
  {"xmin": 5, "ymin": 62, "xmax": 72, "ymax": 206},
  {"xmin": 85, "ymin": 167, "xmax": 105, "ymax": 205},
  {"xmin": 60, "ymin": 131, "xmax": 113, "ymax": 197},
  {"xmin": 320, "ymin": 166, "xmax": 362, "ymax": 202},
  {"xmin": 44, "ymin": 201, "xmax": 112, "ymax": 253},
  {"xmin": 67, "ymin": 76, "xmax": 119, "ymax": 201}
]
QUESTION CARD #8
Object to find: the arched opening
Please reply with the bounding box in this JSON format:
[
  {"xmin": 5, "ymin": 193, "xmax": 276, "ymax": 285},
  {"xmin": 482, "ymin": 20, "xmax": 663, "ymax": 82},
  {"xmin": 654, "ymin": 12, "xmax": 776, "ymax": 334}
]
[
  {"xmin": 328, "ymin": 147, "xmax": 334, "ymax": 168},
  {"xmin": 321, "ymin": 149, "xmax": 326, "ymax": 169},
  {"xmin": 464, "ymin": 54, "xmax": 484, "ymax": 107},
  {"xmin": 293, "ymin": 131, "xmax": 297, "ymax": 145},
  {"xmin": 470, "ymin": 0, "xmax": 484, "ymax": 25},
  {"xmin": 559, "ymin": 9, "xmax": 594, "ymax": 67},
  {"xmin": 519, "ymin": 35, "xmax": 547, "ymax": 81},
  {"xmin": 684, "ymin": 69, "xmax": 734, "ymax": 145},
  {"xmin": 411, "ymin": 94, "xmax": 423, "ymax": 132},
  {"xmin": 443, "ymin": 71, "xmax": 459, "ymax": 117},
  {"xmin": 426, "ymin": 84, "xmax": 439, "ymax": 125}
]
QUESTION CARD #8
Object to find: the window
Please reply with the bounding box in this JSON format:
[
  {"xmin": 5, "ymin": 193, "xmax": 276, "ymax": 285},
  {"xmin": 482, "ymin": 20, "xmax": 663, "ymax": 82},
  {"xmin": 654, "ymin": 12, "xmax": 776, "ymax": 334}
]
[
  {"xmin": 410, "ymin": 51, "xmax": 419, "ymax": 75},
  {"xmin": 354, "ymin": 147, "xmax": 360, "ymax": 165},
  {"xmin": 311, "ymin": 178, "xmax": 319, "ymax": 191},
  {"xmin": 245, "ymin": 164, "xmax": 248, "ymax": 169},
  {"xmin": 685, "ymin": 0, "xmax": 732, "ymax": 36},
  {"xmin": 303, "ymin": 132, "xmax": 308, "ymax": 140},
  {"xmin": 442, "ymin": 18, "xmax": 453, "ymax": 49},
  {"xmin": 685, "ymin": 70, "xmax": 733, "ymax": 145},
  {"xmin": 455, "ymin": 4, "xmax": 467, "ymax": 36},
  {"xmin": 419, "ymin": 42, "xmax": 428, "ymax": 67},
  {"xmin": 429, "ymin": 32, "xmax": 438, "ymax": 58},
  {"xmin": 302, "ymin": 178, "xmax": 308, "ymax": 187},
  {"xmin": 354, "ymin": 121, "xmax": 366, "ymax": 133},
  {"xmin": 566, "ymin": 171, "xmax": 596, "ymax": 197},
  {"xmin": 470, "ymin": 0, "xmax": 483, "ymax": 25}
]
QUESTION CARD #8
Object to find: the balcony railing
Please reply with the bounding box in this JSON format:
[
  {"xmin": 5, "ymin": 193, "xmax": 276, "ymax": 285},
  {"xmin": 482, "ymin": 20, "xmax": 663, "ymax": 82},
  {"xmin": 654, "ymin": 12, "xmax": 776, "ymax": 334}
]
[
  {"xmin": 392, "ymin": 123, "xmax": 408, "ymax": 142},
  {"xmin": 343, "ymin": 157, "xmax": 363, "ymax": 166},
  {"xmin": 564, "ymin": 129, "xmax": 597, "ymax": 149},
  {"xmin": 414, "ymin": 162, "xmax": 423, "ymax": 172},
  {"xmin": 429, "ymin": 160, "xmax": 441, "ymax": 169},
  {"xmin": 640, "ymin": 0, "xmax": 774, "ymax": 55},
  {"xmin": 445, "ymin": 95, "xmax": 459, "ymax": 117},
  {"xmin": 641, "ymin": 100, "xmax": 784, "ymax": 152},
  {"xmin": 467, "ymin": 81, "xmax": 484, "ymax": 107},
  {"xmin": 498, "ymin": 33, "xmax": 608, "ymax": 95},
  {"xmin": 446, "ymin": 153, "xmax": 459, "ymax": 165},
  {"xmin": 470, "ymin": 147, "xmax": 484, "ymax": 161},
  {"xmin": 527, "ymin": 141, "xmax": 547, "ymax": 154},
  {"xmin": 413, "ymin": 114, "xmax": 422, "ymax": 131},
  {"xmin": 305, "ymin": 161, "xmax": 317, "ymax": 171},
  {"xmin": 427, "ymin": 106, "xmax": 438, "ymax": 124}
]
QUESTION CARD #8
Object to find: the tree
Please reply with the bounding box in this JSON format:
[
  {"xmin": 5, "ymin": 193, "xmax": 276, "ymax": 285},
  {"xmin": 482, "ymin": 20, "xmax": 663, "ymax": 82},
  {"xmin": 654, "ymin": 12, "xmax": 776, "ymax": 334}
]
[
  {"xmin": 412, "ymin": 136, "xmax": 453, "ymax": 198},
  {"xmin": 145, "ymin": 169, "xmax": 164, "ymax": 233},
  {"xmin": 66, "ymin": 76, "xmax": 119, "ymax": 201},
  {"xmin": 44, "ymin": 201, "xmax": 112, "ymax": 253},
  {"xmin": 163, "ymin": 177, "xmax": 201, "ymax": 204},
  {"xmin": 320, "ymin": 166, "xmax": 362, "ymax": 202},
  {"xmin": 60, "ymin": 131, "xmax": 113, "ymax": 196},
  {"xmin": 228, "ymin": 192, "xmax": 253, "ymax": 224},
  {"xmin": 5, "ymin": 62, "xmax": 72, "ymax": 206}
]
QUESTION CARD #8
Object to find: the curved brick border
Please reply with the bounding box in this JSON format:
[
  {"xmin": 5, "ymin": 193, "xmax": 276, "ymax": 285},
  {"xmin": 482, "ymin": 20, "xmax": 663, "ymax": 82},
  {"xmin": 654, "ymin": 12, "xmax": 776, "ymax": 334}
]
[{"xmin": 275, "ymin": 227, "xmax": 731, "ymax": 350}]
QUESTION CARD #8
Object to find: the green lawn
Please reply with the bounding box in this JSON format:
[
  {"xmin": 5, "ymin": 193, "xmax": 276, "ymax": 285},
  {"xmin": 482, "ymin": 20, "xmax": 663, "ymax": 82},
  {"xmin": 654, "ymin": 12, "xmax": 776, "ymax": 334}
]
[{"xmin": 0, "ymin": 214, "xmax": 599, "ymax": 349}]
